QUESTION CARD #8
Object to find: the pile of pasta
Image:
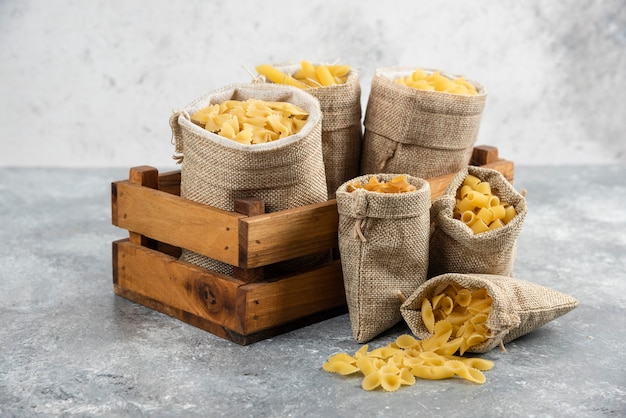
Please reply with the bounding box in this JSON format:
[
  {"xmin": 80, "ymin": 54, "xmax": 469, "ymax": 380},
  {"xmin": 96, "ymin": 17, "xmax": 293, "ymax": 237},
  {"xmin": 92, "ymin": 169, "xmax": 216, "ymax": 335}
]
[
  {"xmin": 454, "ymin": 174, "xmax": 517, "ymax": 234},
  {"xmin": 396, "ymin": 68, "xmax": 478, "ymax": 96},
  {"xmin": 256, "ymin": 61, "xmax": 351, "ymax": 89},
  {"xmin": 346, "ymin": 175, "xmax": 416, "ymax": 194},
  {"xmin": 322, "ymin": 318, "xmax": 494, "ymax": 391},
  {"xmin": 190, "ymin": 99, "xmax": 309, "ymax": 145},
  {"xmin": 421, "ymin": 283, "xmax": 492, "ymax": 356},
  {"xmin": 323, "ymin": 285, "xmax": 495, "ymax": 391}
]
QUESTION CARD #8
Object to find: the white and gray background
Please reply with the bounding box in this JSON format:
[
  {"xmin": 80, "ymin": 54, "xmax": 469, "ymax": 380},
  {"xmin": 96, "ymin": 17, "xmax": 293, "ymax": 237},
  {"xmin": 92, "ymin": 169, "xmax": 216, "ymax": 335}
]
[{"xmin": 1, "ymin": 0, "xmax": 624, "ymax": 168}]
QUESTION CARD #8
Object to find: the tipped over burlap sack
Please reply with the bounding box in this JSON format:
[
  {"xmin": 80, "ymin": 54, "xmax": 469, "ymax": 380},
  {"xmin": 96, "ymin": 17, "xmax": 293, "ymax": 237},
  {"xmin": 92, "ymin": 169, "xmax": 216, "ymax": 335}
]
[
  {"xmin": 257, "ymin": 62, "xmax": 363, "ymax": 198},
  {"xmin": 401, "ymin": 273, "xmax": 580, "ymax": 353},
  {"xmin": 336, "ymin": 174, "xmax": 431, "ymax": 343},
  {"xmin": 360, "ymin": 67, "xmax": 487, "ymax": 178},
  {"xmin": 429, "ymin": 166, "xmax": 528, "ymax": 278},
  {"xmin": 170, "ymin": 83, "xmax": 328, "ymax": 276}
]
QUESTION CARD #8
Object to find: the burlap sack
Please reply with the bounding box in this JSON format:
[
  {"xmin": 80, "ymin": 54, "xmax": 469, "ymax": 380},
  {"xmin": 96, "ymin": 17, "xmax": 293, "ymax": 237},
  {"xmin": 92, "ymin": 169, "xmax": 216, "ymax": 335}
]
[
  {"xmin": 336, "ymin": 174, "xmax": 431, "ymax": 343},
  {"xmin": 429, "ymin": 166, "xmax": 527, "ymax": 278},
  {"xmin": 258, "ymin": 62, "xmax": 363, "ymax": 198},
  {"xmin": 401, "ymin": 273, "xmax": 579, "ymax": 353},
  {"xmin": 170, "ymin": 83, "xmax": 328, "ymax": 275},
  {"xmin": 360, "ymin": 67, "xmax": 487, "ymax": 178}
]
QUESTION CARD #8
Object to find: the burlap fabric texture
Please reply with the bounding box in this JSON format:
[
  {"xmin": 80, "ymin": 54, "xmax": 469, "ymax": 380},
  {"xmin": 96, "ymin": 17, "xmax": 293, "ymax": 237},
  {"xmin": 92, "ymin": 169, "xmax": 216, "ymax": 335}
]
[
  {"xmin": 401, "ymin": 273, "xmax": 579, "ymax": 353},
  {"xmin": 429, "ymin": 166, "xmax": 528, "ymax": 278},
  {"xmin": 258, "ymin": 63, "xmax": 363, "ymax": 198},
  {"xmin": 170, "ymin": 83, "xmax": 328, "ymax": 276},
  {"xmin": 360, "ymin": 67, "xmax": 487, "ymax": 179},
  {"xmin": 336, "ymin": 174, "xmax": 431, "ymax": 343}
]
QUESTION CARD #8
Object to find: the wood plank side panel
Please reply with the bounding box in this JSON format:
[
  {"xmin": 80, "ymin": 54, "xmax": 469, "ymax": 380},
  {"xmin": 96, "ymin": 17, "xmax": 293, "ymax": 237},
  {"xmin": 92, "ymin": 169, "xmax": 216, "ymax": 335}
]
[
  {"xmin": 113, "ymin": 181, "xmax": 242, "ymax": 265},
  {"xmin": 113, "ymin": 239, "xmax": 245, "ymax": 333},
  {"xmin": 238, "ymin": 260, "xmax": 347, "ymax": 334},
  {"xmin": 238, "ymin": 200, "xmax": 339, "ymax": 268}
]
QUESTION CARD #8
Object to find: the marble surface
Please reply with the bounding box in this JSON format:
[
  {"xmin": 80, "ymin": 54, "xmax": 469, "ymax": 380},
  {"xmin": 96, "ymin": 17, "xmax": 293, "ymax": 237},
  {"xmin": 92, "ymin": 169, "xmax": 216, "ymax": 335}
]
[
  {"xmin": 1, "ymin": 0, "xmax": 625, "ymax": 168},
  {"xmin": 1, "ymin": 165, "xmax": 625, "ymax": 417}
]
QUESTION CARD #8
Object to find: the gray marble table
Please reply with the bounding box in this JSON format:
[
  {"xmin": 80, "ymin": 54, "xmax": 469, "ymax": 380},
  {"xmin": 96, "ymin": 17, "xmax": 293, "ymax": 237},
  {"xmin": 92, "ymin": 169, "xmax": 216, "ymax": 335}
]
[{"xmin": 1, "ymin": 166, "xmax": 624, "ymax": 417}]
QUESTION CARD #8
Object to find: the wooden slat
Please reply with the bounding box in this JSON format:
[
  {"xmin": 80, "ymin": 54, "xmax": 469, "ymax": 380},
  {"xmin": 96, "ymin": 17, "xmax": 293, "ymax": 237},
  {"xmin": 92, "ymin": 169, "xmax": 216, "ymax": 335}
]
[
  {"xmin": 112, "ymin": 180, "xmax": 243, "ymax": 266},
  {"xmin": 158, "ymin": 169, "xmax": 181, "ymax": 196},
  {"xmin": 233, "ymin": 197, "xmax": 265, "ymax": 283},
  {"xmin": 128, "ymin": 166, "xmax": 159, "ymax": 248},
  {"xmin": 238, "ymin": 259, "xmax": 346, "ymax": 334},
  {"xmin": 113, "ymin": 239, "xmax": 245, "ymax": 334},
  {"xmin": 238, "ymin": 200, "xmax": 339, "ymax": 268}
]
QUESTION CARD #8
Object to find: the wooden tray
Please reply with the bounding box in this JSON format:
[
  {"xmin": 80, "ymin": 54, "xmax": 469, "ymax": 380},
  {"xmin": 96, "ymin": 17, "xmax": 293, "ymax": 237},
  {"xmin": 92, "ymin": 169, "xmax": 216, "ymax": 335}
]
[{"xmin": 111, "ymin": 145, "xmax": 514, "ymax": 345}]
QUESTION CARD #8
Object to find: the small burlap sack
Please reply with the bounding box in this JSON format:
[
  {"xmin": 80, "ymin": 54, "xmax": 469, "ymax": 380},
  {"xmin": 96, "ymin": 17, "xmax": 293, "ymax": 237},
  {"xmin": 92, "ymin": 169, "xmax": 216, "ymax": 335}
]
[
  {"xmin": 401, "ymin": 273, "xmax": 579, "ymax": 353},
  {"xmin": 258, "ymin": 63, "xmax": 363, "ymax": 198},
  {"xmin": 170, "ymin": 83, "xmax": 328, "ymax": 276},
  {"xmin": 360, "ymin": 67, "xmax": 487, "ymax": 178},
  {"xmin": 429, "ymin": 166, "xmax": 528, "ymax": 278},
  {"xmin": 336, "ymin": 174, "xmax": 431, "ymax": 343}
]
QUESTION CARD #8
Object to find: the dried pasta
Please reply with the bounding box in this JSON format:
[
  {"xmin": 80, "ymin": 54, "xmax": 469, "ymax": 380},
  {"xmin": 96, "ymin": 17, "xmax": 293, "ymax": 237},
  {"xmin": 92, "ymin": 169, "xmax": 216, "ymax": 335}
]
[
  {"xmin": 346, "ymin": 175, "xmax": 417, "ymax": 194},
  {"xmin": 322, "ymin": 315, "xmax": 494, "ymax": 391},
  {"xmin": 422, "ymin": 284, "xmax": 493, "ymax": 355},
  {"xmin": 190, "ymin": 99, "xmax": 309, "ymax": 145},
  {"xmin": 396, "ymin": 68, "xmax": 478, "ymax": 95},
  {"xmin": 256, "ymin": 61, "xmax": 351, "ymax": 89},
  {"xmin": 454, "ymin": 174, "xmax": 517, "ymax": 234}
]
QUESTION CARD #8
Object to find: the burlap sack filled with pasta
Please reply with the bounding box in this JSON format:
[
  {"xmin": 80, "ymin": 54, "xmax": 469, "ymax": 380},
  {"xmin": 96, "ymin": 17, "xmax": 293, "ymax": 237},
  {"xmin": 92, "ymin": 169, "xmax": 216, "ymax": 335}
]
[
  {"xmin": 170, "ymin": 83, "xmax": 328, "ymax": 275},
  {"xmin": 258, "ymin": 62, "xmax": 362, "ymax": 199},
  {"xmin": 401, "ymin": 273, "xmax": 579, "ymax": 353},
  {"xmin": 429, "ymin": 166, "xmax": 527, "ymax": 278},
  {"xmin": 336, "ymin": 174, "xmax": 431, "ymax": 343},
  {"xmin": 360, "ymin": 67, "xmax": 486, "ymax": 179}
]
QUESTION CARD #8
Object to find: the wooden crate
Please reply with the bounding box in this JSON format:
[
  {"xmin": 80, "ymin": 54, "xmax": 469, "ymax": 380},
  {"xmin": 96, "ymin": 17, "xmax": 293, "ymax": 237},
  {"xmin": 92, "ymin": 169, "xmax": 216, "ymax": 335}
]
[{"xmin": 111, "ymin": 145, "xmax": 514, "ymax": 345}]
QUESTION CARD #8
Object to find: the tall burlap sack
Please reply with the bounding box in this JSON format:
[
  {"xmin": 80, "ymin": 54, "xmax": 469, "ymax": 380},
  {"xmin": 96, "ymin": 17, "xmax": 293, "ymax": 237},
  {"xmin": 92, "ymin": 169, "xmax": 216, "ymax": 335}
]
[
  {"xmin": 170, "ymin": 83, "xmax": 328, "ymax": 276},
  {"xmin": 258, "ymin": 62, "xmax": 363, "ymax": 198},
  {"xmin": 360, "ymin": 67, "xmax": 487, "ymax": 178},
  {"xmin": 336, "ymin": 174, "xmax": 431, "ymax": 343},
  {"xmin": 401, "ymin": 273, "xmax": 579, "ymax": 353},
  {"xmin": 429, "ymin": 166, "xmax": 528, "ymax": 278}
]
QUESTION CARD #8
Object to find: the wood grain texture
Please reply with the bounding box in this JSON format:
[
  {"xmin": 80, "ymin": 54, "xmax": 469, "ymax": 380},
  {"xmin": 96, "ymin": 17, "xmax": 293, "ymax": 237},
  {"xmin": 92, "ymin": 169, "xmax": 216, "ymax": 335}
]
[
  {"xmin": 112, "ymin": 180, "xmax": 243, "ymax": 265},
  {"xmin": 239, "ymin": 200, "xmax": 339, "ymax": 268},
  {"xmin": 238, "ymin": 259, "xmax": 346, "ymax": 334}
]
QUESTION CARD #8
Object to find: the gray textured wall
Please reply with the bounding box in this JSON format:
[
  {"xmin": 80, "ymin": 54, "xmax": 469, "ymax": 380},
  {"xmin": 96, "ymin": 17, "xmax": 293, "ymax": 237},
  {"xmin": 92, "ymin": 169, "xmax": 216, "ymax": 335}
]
[{"xmin": 1, "ymin": 0, "xmax": 624, "ymax": 167}]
